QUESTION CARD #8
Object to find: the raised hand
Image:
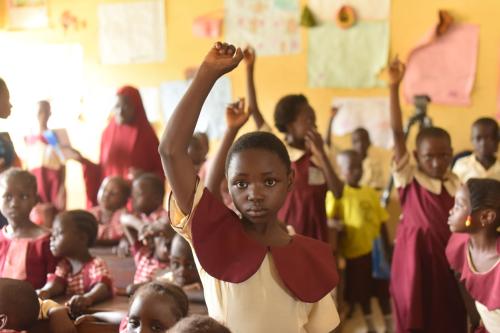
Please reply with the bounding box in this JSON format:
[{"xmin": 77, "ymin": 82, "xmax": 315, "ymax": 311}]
[
  {"xmin": 305, "ymin": 129, "xmax": 326, "ymax": 159},
  {"xmin": 243, "ymin": 46, "xmax": 256, "ymax": 68},
  {"xmin": 201, "ymin": 42, "xmax": 243, "ymax": 78},
  {"xmin": 226, "ymin": 98, "xmax": 249, "ymax": 130},
  {"xmin": 388, "ymin": 56, "xmax": 406, "ymax": 86}
]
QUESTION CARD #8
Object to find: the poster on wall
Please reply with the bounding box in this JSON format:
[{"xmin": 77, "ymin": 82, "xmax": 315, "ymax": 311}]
[
  {"xmin": 8, "ymin": 0, "xmax": 49, "ymax": 29},
  {"xmin": 308, "ymin": 22, "xmax": 389, "ymax": 88},
  {"xmin": 225, "ymin": 0, "xmax": 300, "ymax": 56},
  {"xmin": 98, "ymin": 0, "xmax": 166, "ymax": 64},
  {"xmin": 160, "ymin": 77, "xmax": 232, "ymax": 139},
  {"xmin": 331, "ymin": 97, "xmax": 393, "ymax": 149}
]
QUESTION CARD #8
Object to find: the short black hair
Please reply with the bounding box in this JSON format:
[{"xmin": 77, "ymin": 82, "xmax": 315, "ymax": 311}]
[
  {"xmin": 0, "ymin": 168, "xmax": 37, "ymax": 194},
  {"xmin": 0, "ymin": 278, "xmax": 40, "ymax": 330},
  {"xmin": 225, "ymin": 132, "xmax": 291, "ymax": 174},
  {"xmin": 133, "ymin": 172, "xmax": 165, "ymax": 200},
  {"xmin": 466, "ymin": 178, "xmax": 500, "ymax": 213},
  {"xmin": 101, "ymin": 176, "xmax": 131, "ymax": 204},
  {"xmin": 132, "ymin": 281, "xmax": 189, "ymax": 321},
  {"xmin": 169, "ymin": 314, "xmax": 232, "ymax": 333},
  {"xmin": 416, "ymin": 127, "xmax": 451, "ymax": 147},
  {"xmin": 274, "ymin": 94, "xmax": 308, "ymax": 133},
  {"xmin": 472, "ymin": 117, "xmax": 499, "ymax": 138},
  {"xmin": 60, "ymin": 210, "xmax": 98, "ymax": 247},
  {"xmin": 352, "ymin": 127, "xmax": 370, "ymax": 140}
]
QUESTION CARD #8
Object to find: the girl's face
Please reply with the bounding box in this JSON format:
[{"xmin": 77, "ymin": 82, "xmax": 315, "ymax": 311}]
[
  {"xmin": 98, "ymin": 178, "xmax": 128, "ymax": 211},
  {"xmin": 114, "ymin": 95, "xmax": 135, "ymax": 125},
  {"xmin": 153, "ymin": 234, "xmax": 172, "ymax": 263},
  {"xmin": 287, "ymin": 103, "xmax": 316, "ymax": 143},
  {"xmin": 337, "ymin": 154, "xmax": 363, "ymax": 187},
  {"xmin": 472, "ymin": 123, "xmax": 498, "ymax": 160},
  {"xmin": 448, "ymin": 186, "xmax": 471, "ymax": 233},
  {"xmin": 0, "ymin": 85, "xmax": 12, "ymax": 119},
  {"xmin": 414, "ymin": 136, "xmax": 452, "ymax": 180},
  {"xmin": 169, "ymin": 237, "xmax": 198, "ymax": 287},
  {"xmin": 227, "ymin": 148, "xmax": 293, "ymax": 225},
  {"xmin": 0, "ymin": 177, "xmax": 37, "ymax": 225},
  {"xmin": 132, "ymin": 180, "xmax": 162, "ymax": 215},
  {"xmin": 127, "ymin": 293, "xmax": 178, "ymax": 333},
  {"xmin": 50, "ymin": 216, "xmax": 82, "ymax": 257}
]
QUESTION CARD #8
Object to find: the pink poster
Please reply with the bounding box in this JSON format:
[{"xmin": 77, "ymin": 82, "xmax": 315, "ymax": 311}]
[{"xmin": 403, "ymin": 23, "xmax": 479, "ymax": 106}]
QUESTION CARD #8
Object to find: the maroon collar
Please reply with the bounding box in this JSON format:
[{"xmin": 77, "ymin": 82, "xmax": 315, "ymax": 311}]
[{"xmin": 191, "ymin": 188, "xmax": 339, "ymax": 303}]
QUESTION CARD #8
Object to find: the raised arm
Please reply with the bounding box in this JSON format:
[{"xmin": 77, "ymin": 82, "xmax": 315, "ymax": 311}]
[
  {"xmin": 158, "ymin": 42, "xmax": 243, "ymax": 214},
  {"xmin": 243, "ymin": 47, "xmax": 265, "ymax": 129},
  {"xmin": 205, "ymin": 99, "xmax": 250, "ymax": 197},
  {"xmin": 305, "ymin": 130, "xmax": 344, "ymax": 198},
  {"xmin": 324, "ymin": 106, "xmax": 338, "ymax": 147},
  {"xmin": 388, "ymin": 57, "xmax": 408, "ymax": 162}
]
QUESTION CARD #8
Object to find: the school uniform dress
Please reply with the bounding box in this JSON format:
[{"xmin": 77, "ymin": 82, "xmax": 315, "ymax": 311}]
[
  {"xmin": 89, "ymin": 206, "xmax": 127, "ymax": 241},
  {"xmin": 390, "ymin": 153, "xmax": 467, "ymax": 333},
  {"xmin": 326, "ymin": 185, "xmax": 389, "ymax": 303},
  {"xmin": 47, "ymin": 257, "xmax": 112, "ymax": 295},
  {"xmin": 446, "ymin": 234, "xmax": 500, "ymax": 333},
  {"xmin": 0, "ymin": 227, "xmax": 57, "ymax": 289},
  {"xmin": 452, "ymin": 154, "xmax": 500, "ymax": 182},
  {"xmin": 169, "ymin": 183, "xmax": 340, "ymax": 333},
  {"xmin": 24, "ymin": 134, "xmax": 66, "ymax": 211},
  {"xmin": 81, "ymin": 86, "xmax": 164, "ymax": 208},
  {"xmin": 131, "ymin": 241, "xmax": 169, "ymax": 284}
]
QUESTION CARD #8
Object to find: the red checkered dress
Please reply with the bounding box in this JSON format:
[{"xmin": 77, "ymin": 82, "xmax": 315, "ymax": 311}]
[
  {"xmin": 47, "ymin": 257, "xmax": 112, "ymax": 295},
  {"xmin": 132, "ymin": 242, "xmax": 169, "ymax": 284}
]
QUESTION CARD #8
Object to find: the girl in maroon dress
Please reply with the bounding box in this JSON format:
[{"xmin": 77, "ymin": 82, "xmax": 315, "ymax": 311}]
[
  {"xmin": 243, "ymin": 47, "xmax": 336, "ymax": 242},
  {"xmin": 447, "ymin": 178, "xmax": 500, "ymax": 333},
  {"xmin": 0, "ymin": 169, "xmax": 57, "ymax": 289},
  {"xmin": 388, "ymin": 57, "xmax": 467, "ymax": 332},
  {"xmin": 70, "ymin": 86, "xmax": 164, "ymax": 208}
]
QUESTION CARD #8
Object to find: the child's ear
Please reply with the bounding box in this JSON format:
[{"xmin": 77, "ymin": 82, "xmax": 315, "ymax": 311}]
[
  {"xmin": 287, "ymin": 170, "xmax": 295, "ymax": 192},
  {"xmin": 480, "ymin": 209, "xmax": 497, "ymax": 227},
  {"xmin": 0, "ymin": 314, "xmax": 7, "ymax": 329}
]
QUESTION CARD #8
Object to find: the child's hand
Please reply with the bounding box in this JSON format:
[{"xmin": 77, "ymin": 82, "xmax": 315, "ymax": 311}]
[
  {"xmin": 305, "ymin": 129, "xmax": 326, "ymax": 159},
  {"xmin": 388, "ymin": 56, "xmax": 406, "ymax": 85},
  {"xmin": 226, "ymin": 98, "xmax": 249, "ymax": 130},
  {"xmin": 114, "ymin": 238, "xmax": 131, "ymax": 257},
  {"xmin": 66, "ymin": 295, "xmax": 92, "ymax": 316},
  {"xmin": 200, "ymin": 42, "xmax": 243, "ymax": 78},
  {"xmin": 74, "ymin": 314, "xmax": 96, "ymax": 326},
  {"xmin": 49, "ymin": 307, "xmax": 77, "ymax": 333},
  {"xmin": 243, "ymin": 46, "xmax": 256, "ymax": 68},
  {"xmin": 330, "ymin": 106, "xmax": 339, "ymax": 119}
]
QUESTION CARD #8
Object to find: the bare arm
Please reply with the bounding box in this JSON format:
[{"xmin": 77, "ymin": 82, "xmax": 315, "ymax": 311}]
[
  {"xmin": 120, "ymin": 214, "xmax": 144, "ymax": 245},
  {"xmin": 324, "ymin": 107, "xmax": 338, "ymax": 148},
  {"xmin": 388, "ymin": 57, "xmax": 408, "ymax": 162},
  {"xmin": 37, "ymin": 279, "xmax": 66, "ymax": 299},
  {"xmin": 205, "ymin": 99, "xmax": 249, "ymax": 198},
  {"xmin": 243, "ymin": 47, "xmax": 265, "ymax": 129},
  {"xmin": 67, "ymin": 282, "xmax": 111, "ymax": 316},
  {"xmin": 159, "ymin": 42, "xmax": 243, "ymax": 214},
  {"xmin": 306, "ymin": 130, "xmax": 344, "ymax": 198}
]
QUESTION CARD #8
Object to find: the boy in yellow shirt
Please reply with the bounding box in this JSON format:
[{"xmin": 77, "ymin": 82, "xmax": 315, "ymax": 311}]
[{"xmin": 326, "ymin": 149, "xmax": 392, "ymax": 333}]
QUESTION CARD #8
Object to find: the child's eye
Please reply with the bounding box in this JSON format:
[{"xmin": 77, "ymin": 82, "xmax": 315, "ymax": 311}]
[
  {"xmin": 151, "ymin": 323, "xmax": 165, "ymax": 332},
  {"xmin": 235, "ymin": 181, "xmax": 248, "ymax": 189},
  {"xmin": 172, "ymin": 261, "xmax": 180, "ymax": 269},
  {"xmin": 21, "ymin": 194, "xmax": 29, "ymax": 200},
  {"xmin": 128, "ymin": 318, "xmax": 140, "ymax": 328},
  {"xmin": 264, "ymin": 179, "xmax": 277, "ymax": 187}
]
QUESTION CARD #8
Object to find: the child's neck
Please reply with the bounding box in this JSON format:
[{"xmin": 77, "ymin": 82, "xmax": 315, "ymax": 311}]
[
  {"xmin": 67, "ymin": 250, "xmax": 93, "ymax": 273},
  {"xmin": 242, "ymin": 218, "xmax": 291, "ymax": 247},
  {"xmin": 469, "ymin": 228, "xmax": 498, "ymax": 253},
  {"xmin": 475, "ymin": 154, "xmax": 497, "ymax": 170},
  {"xmin": 8, "ymin": 219, "xmax": 40, "ymax": 238}
]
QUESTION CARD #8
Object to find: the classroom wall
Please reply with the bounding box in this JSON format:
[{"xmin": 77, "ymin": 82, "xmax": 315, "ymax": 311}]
[{"xmin": 0, "ymin": 0, "xmax": 499, "ymax": 219}]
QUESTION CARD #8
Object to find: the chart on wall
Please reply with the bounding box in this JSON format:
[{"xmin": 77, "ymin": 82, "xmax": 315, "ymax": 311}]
[
  {"xmin": 98, "ymin": 0, "xmax": 166, "ymax": 64},
  {"xmin": 7, "ymin": 0, "xmax": 49, "ymax": 29},
  {"xmin": 160, "ymin": 77, "xmax": 232, "ymax": 139},
  {"xmin": 225, "ymin": 0, "xmax": 301, "ymax": 56}
]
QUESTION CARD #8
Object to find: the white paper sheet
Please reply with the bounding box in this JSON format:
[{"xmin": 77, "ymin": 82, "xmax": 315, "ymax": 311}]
[
  {"xmin": 8, "ymin": 0, "xmax": 49, "ymax": 29},
  {"xmin": 331, "ymin": 97, "xmax": 393, "ymax": 149},
  {"xmin": 225, "ymin": 0, "xmax": 301, "ymax": 56},
  {"xmin": 160, "ymin": 77, "xmax": 232, "ymax": 139},
  {"xmin": 308, "ymin": 0, "xmax": 390, "ymax": 22},
  {"xmin": 139, "ymin": 87, "xmax": 161, "ymax": 122},
  {"xmin": 98, "ymin": 0, "xmax": 166, "ymax": 64}
]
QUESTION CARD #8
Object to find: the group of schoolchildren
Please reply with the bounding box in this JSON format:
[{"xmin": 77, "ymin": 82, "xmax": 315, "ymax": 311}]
[{"xmin": 0, "ymin": 42, "xmax": 499, "ymax": 333}]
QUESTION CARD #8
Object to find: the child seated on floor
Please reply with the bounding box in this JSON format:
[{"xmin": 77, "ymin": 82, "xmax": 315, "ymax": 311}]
[
  {"xmin": 0, "ymin": 278, "xmax": 75, "ymax": 333},
  {"xmin": 37, "ymin": 210, "xmax": 113, "ymax": 317},
  {"xmin": 0, "ymin": 168, "xmax": 57, "ymax": 289},
  {"xmin": 121, "ymin": 215, "xmax": 175, "ymax": 295},
  {"xmin": 75, "ymin": 281, "xmax": 189, "ymax": 333},
  {"xmin": 168, "ymin": 315, "xmax": 231, "ymax": 333},
  {"xmin": 89, "ymin": 176, "xmax": 131, "ymax": 246},
  {"xmin": 117, "ymin": 173, "xmax": 169, "ymax": 257}
]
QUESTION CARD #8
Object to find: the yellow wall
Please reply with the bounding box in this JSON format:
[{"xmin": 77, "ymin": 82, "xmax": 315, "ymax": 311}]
[{"xmin": 1, "ymin": 0, "xmax": 499, "ymax": 221}]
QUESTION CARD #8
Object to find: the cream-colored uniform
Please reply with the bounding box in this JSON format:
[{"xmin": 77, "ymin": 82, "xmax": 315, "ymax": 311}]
[
  {"xmin": 452, "ymin": 154, "xmax": 500, "ymax": 183},
  {"xmin": 169, "ymin": 184, "xmax": 340, "ymax": 333}
]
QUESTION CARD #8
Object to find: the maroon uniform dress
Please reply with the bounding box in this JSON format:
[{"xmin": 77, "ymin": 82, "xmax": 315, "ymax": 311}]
[
  {"xmin": 390, "ymin": 153, "xmax": 466, "ymax": 333},
  {"xmin": 278, "ymin": 148, "xmax": 329, "ymax": 242}
]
